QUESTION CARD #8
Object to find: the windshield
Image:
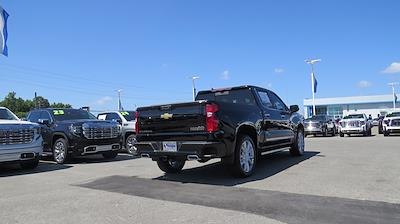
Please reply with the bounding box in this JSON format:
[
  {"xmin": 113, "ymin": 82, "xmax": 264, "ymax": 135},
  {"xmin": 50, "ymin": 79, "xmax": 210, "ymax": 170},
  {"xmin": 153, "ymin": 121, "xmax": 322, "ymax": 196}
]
[
  {"xmin": 306, "ymin": 115, "xmax": 327, "ymax": 121},
  {"xmin": 343, "ymin": 114, "xmax": 364, "ymax": 119},
  {"xmin": 120, "ymin": 111, "xmax": 135, "ymax": 121},
  {"xmin": 51, "ymin": 109, "xmax": 96, "ymax": 121},
  {"xmin": 386, "ymin": 112, "xmax": 400, "ymax": 117},
  {"xmin": 0, "ymin": 108, "xmax": 19, "ymax": 120}
]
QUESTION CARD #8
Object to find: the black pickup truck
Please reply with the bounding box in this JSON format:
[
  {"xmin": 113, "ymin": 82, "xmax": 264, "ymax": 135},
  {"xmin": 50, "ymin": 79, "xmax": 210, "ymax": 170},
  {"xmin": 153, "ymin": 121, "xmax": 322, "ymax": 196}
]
[
  {"xmin": 135, "ymin": 86, "xmax": 304, "ymax": 177},
  {"xmin": 27, "ymin": 108, "xmax": 121, "ymax": 164}
]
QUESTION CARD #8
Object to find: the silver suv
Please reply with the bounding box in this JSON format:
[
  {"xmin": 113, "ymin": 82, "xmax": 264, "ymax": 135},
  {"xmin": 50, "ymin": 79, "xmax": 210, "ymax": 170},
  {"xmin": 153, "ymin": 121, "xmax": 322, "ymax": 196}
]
[
  {"xmin": 97, "ymin": 111, "xmax": 137, "ymax": 155},
  {"xmin": 0, "ymin": 107, "xmax": 43, "ymax": 169}
]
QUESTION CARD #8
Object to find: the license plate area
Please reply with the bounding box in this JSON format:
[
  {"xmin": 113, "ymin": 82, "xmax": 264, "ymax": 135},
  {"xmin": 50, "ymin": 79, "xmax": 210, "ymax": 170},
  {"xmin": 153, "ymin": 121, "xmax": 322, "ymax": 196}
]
[{"xmin": 162, "ymin": 141, "xmax": 177, "ymax": 152}]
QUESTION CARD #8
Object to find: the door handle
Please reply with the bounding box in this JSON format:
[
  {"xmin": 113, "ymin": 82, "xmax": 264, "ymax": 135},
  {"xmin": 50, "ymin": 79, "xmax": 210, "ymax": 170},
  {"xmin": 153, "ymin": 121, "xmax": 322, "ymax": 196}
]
[
  {"xmin": 281, "ymin": 115, "xmax": 286, "ymax": 119},
  {"xmin": 265, "ymin": 114, "xmax": 270, "ymax": 117}
]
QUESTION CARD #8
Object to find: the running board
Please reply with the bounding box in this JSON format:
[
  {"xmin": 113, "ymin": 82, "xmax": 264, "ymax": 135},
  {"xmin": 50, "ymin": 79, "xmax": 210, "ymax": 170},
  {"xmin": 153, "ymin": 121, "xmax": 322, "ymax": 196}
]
[{"xmin": 260, "ymin": 147, "xmax": 290, "ymax": 156}]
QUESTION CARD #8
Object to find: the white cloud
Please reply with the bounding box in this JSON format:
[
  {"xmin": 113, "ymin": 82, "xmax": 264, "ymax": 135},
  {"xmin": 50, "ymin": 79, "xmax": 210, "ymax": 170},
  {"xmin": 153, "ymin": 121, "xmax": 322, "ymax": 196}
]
[
  {"xmin": 357, "ymin": 80, "xmax": 372, "ymax": 88},
  {"xmin": 96, "ymin": 96, "xmax": 112, "ymax": 105},
  {"xmin": 382, "ymin": 62, "xmax": 400, "ymax": 74},
  {"xmin": 221, "ymin": 70, "xmax": 230, "ymax": 80},
  {"xmin": 274, "ymin": 68, "xmax": 285, "ymax": 74}
]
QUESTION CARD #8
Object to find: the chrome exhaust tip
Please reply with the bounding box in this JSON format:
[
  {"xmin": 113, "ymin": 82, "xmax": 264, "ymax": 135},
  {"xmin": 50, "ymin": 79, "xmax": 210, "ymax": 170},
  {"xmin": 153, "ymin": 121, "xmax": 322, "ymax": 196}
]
[
  {"xmin": 141, "ymin": 153, "xmax": 150, "ymax": 158},
  {"xmin": 187, "ymin": 155, "xmax": 200, "ymax": 161}
]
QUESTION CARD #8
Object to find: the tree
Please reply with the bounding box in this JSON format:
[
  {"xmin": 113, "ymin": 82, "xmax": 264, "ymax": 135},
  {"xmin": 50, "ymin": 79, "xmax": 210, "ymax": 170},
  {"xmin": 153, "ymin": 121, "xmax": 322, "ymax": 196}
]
[{"xmin": 0, "ymin": 92, "xmax": 72, "ymax": 118}]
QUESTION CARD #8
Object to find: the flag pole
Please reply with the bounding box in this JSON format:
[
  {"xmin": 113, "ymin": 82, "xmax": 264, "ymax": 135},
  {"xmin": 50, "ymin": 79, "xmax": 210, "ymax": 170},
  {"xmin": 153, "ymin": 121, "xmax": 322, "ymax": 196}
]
[
  {"xmin": 311, "ymin": 64, "xmax": 316, "ymax": 116},
  {"xmin": 389, "ymin": 82, "xmax": 399, "ymax": 112}
]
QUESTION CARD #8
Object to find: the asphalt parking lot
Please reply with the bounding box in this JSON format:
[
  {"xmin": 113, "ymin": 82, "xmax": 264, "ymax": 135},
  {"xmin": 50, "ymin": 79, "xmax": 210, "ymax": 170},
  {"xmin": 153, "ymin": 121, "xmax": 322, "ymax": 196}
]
[{"xmin": 1, "ymin": 128, "xmax": 399, "ymax": 224}]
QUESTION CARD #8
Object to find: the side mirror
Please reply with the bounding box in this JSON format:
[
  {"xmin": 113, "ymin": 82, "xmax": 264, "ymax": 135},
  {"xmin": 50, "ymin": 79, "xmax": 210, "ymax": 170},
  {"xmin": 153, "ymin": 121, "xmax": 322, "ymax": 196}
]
[
  {"xmin": 113, "ymin": 119, "xmax": 122, "ymax": 124},
  {"xmin": 290, "ymin": 105, "xmax": 299, "ymax": 113},
  {"xmin": 38, "ymin": 119, "xmax": 51, "ymax": 126}
]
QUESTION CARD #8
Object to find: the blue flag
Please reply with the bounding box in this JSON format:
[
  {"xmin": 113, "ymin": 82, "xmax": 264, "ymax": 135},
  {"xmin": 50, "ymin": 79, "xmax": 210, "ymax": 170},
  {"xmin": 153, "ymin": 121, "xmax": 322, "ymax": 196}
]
[
  {"xmin": 312, "ymin": 72, "xmax": 318, "ymax": 93},
  {"xmin": 0, "ymin": 6, "xmax": 9, "ymax": 56}
]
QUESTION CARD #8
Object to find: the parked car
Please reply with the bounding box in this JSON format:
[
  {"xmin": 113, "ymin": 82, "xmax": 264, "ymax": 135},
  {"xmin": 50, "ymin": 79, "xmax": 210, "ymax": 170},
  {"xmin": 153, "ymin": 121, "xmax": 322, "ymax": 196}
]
[
  {"xmin": 372, "ymin": 118, "xmax": 380, "ymax": 126},
  {"xmin": 135, "ymin": 85, "xmax": 304, "ymax": 177},
  {"xmin": 338, "ymin": 114, "xmax": 372, "ymax": 137},
  {"xmin": 304, "ymin": 115, "xmax": 336, "ymax": 137},
  {"xmin": 382, "ymin": 112, "xmax": 400, "ymax": 136},
  {"xmin": 27, "ymin": 108, "xmax": 121, "ymax": 164},
  {"xmin": 0, "ymin": 107, "xmax": 43, "ymax": 169},
  {"xmin": 378, "ymin": 115, "xmax": 385, "ymax": 134},
  {"xmin": 97, "ymin": 111, "xmax": 137, "ymax": 154}
]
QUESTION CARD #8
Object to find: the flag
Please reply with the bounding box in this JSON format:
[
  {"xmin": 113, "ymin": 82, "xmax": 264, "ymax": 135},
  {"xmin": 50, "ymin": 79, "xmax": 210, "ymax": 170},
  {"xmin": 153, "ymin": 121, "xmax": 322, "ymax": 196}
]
[
  {"xmin": 395, "ymin": 93, "xmax": 398, "ymax": 103},
  {"xmin": 312, "ymin": 72, "xmax": 318, "ymax": 93},
  {"xmin": 0, "ymin": 6, "xmax": 9, "ymax": 56}
]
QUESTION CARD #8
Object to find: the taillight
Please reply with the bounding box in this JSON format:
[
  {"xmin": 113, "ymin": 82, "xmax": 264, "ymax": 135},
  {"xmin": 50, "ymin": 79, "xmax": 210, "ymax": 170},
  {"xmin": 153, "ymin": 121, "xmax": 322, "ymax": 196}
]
[
  {"xmin": 206, "ymin": 103, "xmax": 219, "ymax": 132},
  {"xmin": 135, "ymin": 111, "xmax": 140, "ymax": 134}
]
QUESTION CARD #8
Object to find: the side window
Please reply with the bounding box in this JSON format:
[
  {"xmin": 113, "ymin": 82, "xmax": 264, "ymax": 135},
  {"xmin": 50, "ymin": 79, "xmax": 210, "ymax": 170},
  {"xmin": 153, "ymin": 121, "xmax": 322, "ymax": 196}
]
[
  {"xmin": 97, "ymin": 114, "xmax": 107, "ymax": 120},
  {"xmin": 267, "ymin": 91, "xmax": 288, "ymax": 111},
  {"xmin": 257, "ymin": 91, "xmax": 273, "ymax": 108},
  {"xmin": 105, "ymin": 113, "xmax": 120, "ymax": 121},
  {"xmin": 40, "ymin": 111, "xmax": 52, "ymax": 121},
  {"xmin": 27, "ymin": 111, "xmax": 41, "ymax": 123}
]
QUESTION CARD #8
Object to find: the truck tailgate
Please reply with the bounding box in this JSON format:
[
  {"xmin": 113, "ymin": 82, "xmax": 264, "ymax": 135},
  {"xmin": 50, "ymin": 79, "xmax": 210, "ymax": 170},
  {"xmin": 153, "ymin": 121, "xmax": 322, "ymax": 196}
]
[{"xmin": 137, "ymin": 101, "xmax": 206, "ymax": 134}]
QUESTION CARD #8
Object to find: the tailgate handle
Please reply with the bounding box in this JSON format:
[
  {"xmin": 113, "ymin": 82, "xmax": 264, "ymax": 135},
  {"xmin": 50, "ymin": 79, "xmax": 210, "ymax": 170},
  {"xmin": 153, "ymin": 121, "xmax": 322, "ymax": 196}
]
[{"xmin": 160, "ymin": 105, "xmax": 172, "ymax": 110}]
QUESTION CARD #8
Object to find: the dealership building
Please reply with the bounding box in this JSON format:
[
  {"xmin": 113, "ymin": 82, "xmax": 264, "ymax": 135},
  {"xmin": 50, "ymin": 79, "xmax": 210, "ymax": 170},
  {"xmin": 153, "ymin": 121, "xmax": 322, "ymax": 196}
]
[{"xmin": 303, "ymin": 94, "xmax": 396, "ymax": 119}]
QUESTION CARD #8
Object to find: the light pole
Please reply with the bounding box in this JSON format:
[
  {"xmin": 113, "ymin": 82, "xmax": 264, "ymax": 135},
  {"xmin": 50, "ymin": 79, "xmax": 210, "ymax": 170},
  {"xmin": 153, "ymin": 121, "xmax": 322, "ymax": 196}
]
[
  {"xmin": 116, "ymin": 89, "xmax": 123, "ymax": 111},
  {"xmin": 305, "ymin": 59, "xmax": 321, "ymax": 116},
  {"xmin": 388, "ymin": 82, "xmax": 399, "ymax": 111},
  {"xmin": 190, "ymin": 76, "xmax": 200, "ymax": 101}
]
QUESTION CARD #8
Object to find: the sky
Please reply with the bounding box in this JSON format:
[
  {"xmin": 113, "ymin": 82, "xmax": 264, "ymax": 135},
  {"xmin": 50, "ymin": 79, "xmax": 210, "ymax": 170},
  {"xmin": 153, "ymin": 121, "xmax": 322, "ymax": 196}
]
[{"xmin": 0, "ymin": 0, "xmax": 399, "ymax": 112}]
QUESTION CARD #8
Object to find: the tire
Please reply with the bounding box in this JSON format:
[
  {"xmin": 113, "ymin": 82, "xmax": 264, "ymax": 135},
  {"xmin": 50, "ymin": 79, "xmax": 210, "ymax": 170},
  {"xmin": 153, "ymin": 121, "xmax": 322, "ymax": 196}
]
[
  {"xmin": 53, "ymin": 138, "xmax": 69, "ymax": 164},
  {"xmin": 20, "ymin": 158, "xmax": 39, "ymax": 169},
  {"xmin": 157, "ymin": 159, "xmax": 185, "ymax": 174},
  {"xmin": 339, "ymin": 132, "xmax": 344, "ymax": 137},
  {"xmin": 231, "ymin": 135, "xmax": 257, "ymax": 178},
  {"xmin": 102, "ymin": 151, "xmax": 118, "ymax": 159},
  {"xmin": 323, "ymin": 128, "xmax": 328, "ymax": 137},
  {"xmin": 125, "ymin": 134, "xmax": 138, "ymax": 155},
  {"xmin": 331, "ymin": 127, "xmax": 336, "ymax": 136},
  {"xmin": 290, "ymin": 128, "xmax": 305, "ymax": 157},
  {"xmin": 384, "ymin": 131, "xmax": 389, "ymax": 136}
]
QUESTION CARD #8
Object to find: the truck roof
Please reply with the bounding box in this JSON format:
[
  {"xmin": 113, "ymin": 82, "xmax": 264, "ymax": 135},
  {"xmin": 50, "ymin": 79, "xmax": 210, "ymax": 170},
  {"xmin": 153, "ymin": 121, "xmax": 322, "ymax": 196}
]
[{"xmin": 197, "ymin": 85, "xmax": 265, "ymax": 95}]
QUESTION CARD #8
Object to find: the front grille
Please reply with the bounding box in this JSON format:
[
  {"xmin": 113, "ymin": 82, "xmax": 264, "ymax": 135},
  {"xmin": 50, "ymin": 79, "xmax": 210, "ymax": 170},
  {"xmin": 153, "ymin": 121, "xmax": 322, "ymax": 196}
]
[
  {"xmin": 391, "ymin": 119, "xmax": 400, "ymax": 127},
  {"xmin": 83, "ymin": 126, "xmax": 119, "ymax": 139},
  {"xmin": 0, "ymin": 128, "xmax": 34, "ymax": 145},
  {"xmin": 347, "ymin": 120, "xmax": 360, "ymax": 127},
  {"xmin": 307, "ymin": 122, "xmax": 320, "ymax": 128}
]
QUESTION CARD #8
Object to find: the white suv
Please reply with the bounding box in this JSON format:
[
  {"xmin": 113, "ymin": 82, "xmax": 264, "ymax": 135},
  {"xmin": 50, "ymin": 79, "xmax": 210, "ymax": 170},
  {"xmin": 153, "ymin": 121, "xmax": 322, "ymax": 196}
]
[
  {"xmin": 97, "ymin": 111, "xmax": 137, "ymax": 155},
  {"xmin": 339, "ymin": 113, "xmax": 372, "ymax": 137},
  {"xmin": 0, "ymin": 107, "xmax": 43, "ymax": 169},
  {"xmin": 382, "ymin": 112, "xmax": 400, "ymax": 136}
]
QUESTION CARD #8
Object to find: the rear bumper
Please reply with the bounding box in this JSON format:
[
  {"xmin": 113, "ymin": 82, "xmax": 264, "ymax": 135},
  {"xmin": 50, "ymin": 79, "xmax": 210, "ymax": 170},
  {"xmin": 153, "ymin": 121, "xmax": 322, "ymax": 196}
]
[{"xmin": 135, "ymin": 141, "xmax": 226, "ymax": 160}]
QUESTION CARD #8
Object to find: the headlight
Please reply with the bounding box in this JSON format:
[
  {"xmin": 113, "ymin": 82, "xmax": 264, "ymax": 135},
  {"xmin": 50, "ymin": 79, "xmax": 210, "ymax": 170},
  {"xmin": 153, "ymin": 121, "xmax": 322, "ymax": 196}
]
[
  {"xmin": 360, "ymin": 121, "xmax": 366, "ymax": 125},
  {"xmin": 69, "ymin": 124, "xmax": 82, "ymax": 136},
  {"xmin": 384, "ymin": 120, "xmax": 391, "ymax": 125},
  {"xmin": 33, "ymin": 126, "xmax": 41, "ymax": 137}
]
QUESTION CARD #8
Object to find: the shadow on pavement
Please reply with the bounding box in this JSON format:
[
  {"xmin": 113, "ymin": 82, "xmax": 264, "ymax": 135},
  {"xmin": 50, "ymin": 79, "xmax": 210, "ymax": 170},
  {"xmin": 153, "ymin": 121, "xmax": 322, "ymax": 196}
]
[
  {"xmin": 53, "ymin": 153, "xmax": 139, "ymax": 164},
  {"xmin": 154, "ymin": 150, "xmax": 320, "ymax": 186},
  {"xmin": 0, "ymin": 161, "xmax": 72, "ymax": 178}
]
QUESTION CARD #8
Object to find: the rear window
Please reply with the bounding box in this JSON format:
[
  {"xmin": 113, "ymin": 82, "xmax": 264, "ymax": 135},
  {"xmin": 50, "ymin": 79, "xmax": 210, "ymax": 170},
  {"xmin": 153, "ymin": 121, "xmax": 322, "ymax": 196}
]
[{"xmin": 196, "ymin": 89, "xmax": 256, "ymax": 106}]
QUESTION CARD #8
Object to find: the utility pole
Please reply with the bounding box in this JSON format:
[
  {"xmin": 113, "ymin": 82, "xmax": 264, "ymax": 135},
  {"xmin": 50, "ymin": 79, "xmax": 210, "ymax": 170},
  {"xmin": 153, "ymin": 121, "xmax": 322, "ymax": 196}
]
[
  {"xmin": 34, "ymin": 92, "xmax": 37, "ymax": 109},
  {"xmin": 190, "ymin": 76, "xmax": 200, "ymax": 101},
  {"xmin": 116, "ymin": 89, "xmax": 123, "ymax": 111},
  {"xmin": 305, "ymin": 59, "xmax": 321, "ymax": 116},
  {"xmin": 388, "ymin": 82, "xmax": 399, "ymax": 111}
]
